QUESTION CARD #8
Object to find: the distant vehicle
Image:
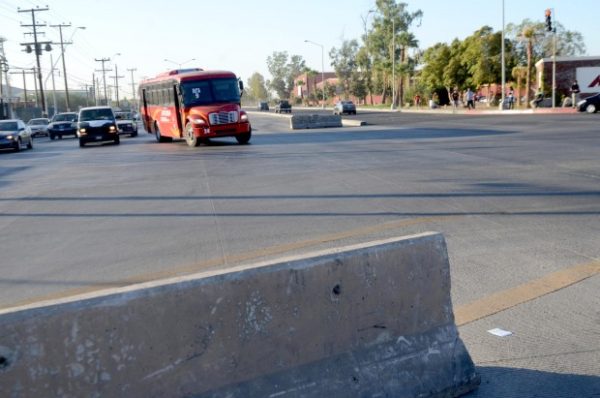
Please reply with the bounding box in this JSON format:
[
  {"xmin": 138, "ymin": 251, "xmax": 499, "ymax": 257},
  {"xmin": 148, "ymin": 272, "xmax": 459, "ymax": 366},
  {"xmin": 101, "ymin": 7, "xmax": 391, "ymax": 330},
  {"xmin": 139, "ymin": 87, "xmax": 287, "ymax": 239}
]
[
  {"xmin": 27, "ymin": 118, "xmax": 50, "ymax": 137},
  {"xmin": 139, "ymin": 68, "xmax": 251, "ymax": 147},
  {"xmin": 275, "ymin": 100, "xmax": 292, "ymax": 113},
  {"xmin": 0, "ymin": 119, "xmax": 33, "ymax": 152},
  {"xmin": 333, "ymin": 100, "xmax": 356, "ymax": 115},
  {"xmin": 114, "ymin": 111, "xmax": 138, "ymax": 137},
  {"xmin": 77, "ymin": 106, "xmax": 120, "ymax": 147},
  {"xmin": 258, "ymin": 101, "xmax": 269, "ymax": 111},
  {"xmin": 48, "ymin": 112, "xmax": 78, "ymax": 140},
  {"xmin": 577, "ymin": 93, "xmax": 600, "ymax": 113}
]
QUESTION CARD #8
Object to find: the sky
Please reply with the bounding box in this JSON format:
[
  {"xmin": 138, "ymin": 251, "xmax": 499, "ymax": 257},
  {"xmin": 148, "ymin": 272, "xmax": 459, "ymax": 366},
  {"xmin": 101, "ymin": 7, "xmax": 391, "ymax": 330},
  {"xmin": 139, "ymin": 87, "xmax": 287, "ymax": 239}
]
[{"xmin": 1, "ymin": 0, "xmax": 598, "ymax": 100}]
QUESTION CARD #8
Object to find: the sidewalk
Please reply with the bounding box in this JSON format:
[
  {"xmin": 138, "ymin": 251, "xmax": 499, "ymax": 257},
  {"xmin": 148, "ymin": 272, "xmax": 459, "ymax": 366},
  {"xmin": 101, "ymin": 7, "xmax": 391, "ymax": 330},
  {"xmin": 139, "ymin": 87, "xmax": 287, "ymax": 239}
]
[{"xmin": 292, "ymin": 105, "xmax": 578, "ymax": 116}]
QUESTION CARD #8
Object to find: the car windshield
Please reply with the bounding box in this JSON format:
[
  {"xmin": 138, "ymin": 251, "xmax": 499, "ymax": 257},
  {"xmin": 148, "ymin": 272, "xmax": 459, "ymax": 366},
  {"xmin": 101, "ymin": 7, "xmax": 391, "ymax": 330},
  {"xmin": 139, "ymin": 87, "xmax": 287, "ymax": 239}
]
[
  {"xmin": 115, "ymin": 112, "xmax": 132, "ymax": 120},
  {"xmin": 53, "ymin": 114, "xmax": 77, "ymax": 122},
  {"xmin": 0, "ymin": 121, "xmax": 18, "ymax": 131},
  {"xmin": 29, "ymin": 119, "xmax": 48, "ymax": 125},
  {"xmin": 80, "ymin": 109, "xmax": 114, "ymax": 122},
  {"xmin": 181, "ymin": 78, "xmax": 241, "ymax": 107}
]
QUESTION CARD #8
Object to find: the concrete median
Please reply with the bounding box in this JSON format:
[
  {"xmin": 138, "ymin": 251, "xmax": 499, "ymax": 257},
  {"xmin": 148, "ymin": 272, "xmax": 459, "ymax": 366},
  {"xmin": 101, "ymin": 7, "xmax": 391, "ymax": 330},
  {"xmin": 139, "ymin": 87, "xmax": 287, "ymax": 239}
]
[
  {"xmin": 0, "ymin": 232, "xmax": 479, "ymax": 397},
  {"xmin": 290, "ymin": 114, "xmax": 342, "ymax": 129}
]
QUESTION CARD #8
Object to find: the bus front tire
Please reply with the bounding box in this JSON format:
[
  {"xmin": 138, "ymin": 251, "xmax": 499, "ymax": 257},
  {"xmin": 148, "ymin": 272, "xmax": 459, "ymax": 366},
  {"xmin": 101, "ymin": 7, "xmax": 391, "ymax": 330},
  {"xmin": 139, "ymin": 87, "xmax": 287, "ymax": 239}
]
[
  {"xmin": 236, "ymin": 129, "xmax": 251, "ymax": 145},
  {"xmin": 184, "ymin": 123, "xmax": 200, "ymax": 147}
]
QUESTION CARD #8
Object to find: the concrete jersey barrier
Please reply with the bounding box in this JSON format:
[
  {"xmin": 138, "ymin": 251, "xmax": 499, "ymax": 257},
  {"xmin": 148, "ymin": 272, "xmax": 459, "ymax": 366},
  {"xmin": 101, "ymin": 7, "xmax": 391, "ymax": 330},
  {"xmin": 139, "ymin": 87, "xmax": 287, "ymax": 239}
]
[
  {"xmin": 0, "ymin": 232, "xmax": 479, "ymax": 397},
  {"xmin": 290, "ymin": 114, "xmax": 342, "ymax": 129}
]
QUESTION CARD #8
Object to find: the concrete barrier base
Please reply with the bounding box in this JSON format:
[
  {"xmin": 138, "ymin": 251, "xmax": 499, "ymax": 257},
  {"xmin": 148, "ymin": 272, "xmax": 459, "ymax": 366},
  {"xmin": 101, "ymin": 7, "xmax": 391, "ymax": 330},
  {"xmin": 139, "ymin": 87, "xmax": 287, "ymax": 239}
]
[
  {"xmin": 290, "ymin": 114, "xmax": 342, "ymax": 129},
  {"xmin": 0, "ymin": 232, "xmax": 479, "ymax": 397}
]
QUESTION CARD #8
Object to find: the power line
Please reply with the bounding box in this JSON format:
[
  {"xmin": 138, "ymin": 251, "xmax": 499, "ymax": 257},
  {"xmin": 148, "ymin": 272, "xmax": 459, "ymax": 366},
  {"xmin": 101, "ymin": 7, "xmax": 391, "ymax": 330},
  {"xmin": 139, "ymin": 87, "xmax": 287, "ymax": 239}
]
[
  {"xmin": 94, "ymin": 57, "xmax": 111, "ymax": 105},
  {"xmin": 49, "ymin": 23, "xmax": 73, "ymax": 110}
]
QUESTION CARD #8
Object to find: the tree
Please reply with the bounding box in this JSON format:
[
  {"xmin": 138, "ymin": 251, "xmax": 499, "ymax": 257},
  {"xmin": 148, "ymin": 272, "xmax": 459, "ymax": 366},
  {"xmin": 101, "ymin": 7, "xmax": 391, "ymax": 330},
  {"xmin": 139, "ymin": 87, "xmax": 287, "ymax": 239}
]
[
  {"xmin": 329, "ymin": 39, "xmax": 359, "ymax": 98},
  {"xmin": 247, "ymin": 72, "xmax": 268, "ymax": 101},
  {"xmin": 364, "ymin": 0, "xmax": 422, "ymax": 106},
  {"xmin": 266, "ymin": 51, "xmax": 307, "ymax": 100}
]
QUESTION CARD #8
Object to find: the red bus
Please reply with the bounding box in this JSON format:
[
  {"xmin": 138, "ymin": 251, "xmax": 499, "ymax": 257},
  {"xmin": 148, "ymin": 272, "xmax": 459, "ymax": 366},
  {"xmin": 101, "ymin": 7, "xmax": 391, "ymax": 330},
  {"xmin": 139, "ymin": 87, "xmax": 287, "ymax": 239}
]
[{"xmin": 139, "ymin": 68, "xmax": 251, "ymax": 146}]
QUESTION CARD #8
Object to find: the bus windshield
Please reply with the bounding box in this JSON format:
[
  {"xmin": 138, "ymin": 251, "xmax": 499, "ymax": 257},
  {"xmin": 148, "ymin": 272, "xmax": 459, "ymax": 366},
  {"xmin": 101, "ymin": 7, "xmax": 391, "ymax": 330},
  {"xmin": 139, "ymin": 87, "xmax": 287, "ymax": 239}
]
[{"xmin": 181, "ymin": 78, "xmax": 240, "ymax": 107}]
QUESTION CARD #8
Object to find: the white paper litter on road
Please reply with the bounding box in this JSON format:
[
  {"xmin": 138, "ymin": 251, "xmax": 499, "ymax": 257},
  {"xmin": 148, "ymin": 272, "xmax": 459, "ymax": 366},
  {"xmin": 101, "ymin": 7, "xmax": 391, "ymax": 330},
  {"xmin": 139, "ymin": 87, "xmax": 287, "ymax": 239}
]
[{"xmin": 487, "ymin": 328, "xmax": 513, "ymax": 337}]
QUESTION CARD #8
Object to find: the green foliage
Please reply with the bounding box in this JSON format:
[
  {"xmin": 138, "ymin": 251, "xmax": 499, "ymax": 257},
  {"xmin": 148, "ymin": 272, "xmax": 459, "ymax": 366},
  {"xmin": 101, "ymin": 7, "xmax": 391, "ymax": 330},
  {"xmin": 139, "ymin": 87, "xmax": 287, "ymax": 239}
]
[
  {"xmin": 246, "ymin": 72, "xmax": 268, "ymax": 102},
  {"xmin": 329, "ymin": 39, "xmax": 359, "ymax": 98},
  {"xmin": 266, "ymin": 51, "xmax": 306, "ymax": 99}
]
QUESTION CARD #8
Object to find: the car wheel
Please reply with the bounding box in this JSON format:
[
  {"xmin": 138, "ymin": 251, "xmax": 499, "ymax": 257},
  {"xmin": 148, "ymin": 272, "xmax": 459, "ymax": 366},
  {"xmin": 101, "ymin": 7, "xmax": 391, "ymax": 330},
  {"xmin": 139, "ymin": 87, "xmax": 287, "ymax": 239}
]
[
  {"xmin": 586, "ymin": 103, "xmax": 596, "ymax": 113},
  {"xmin": 27, "ymin": 138, "xmax": 33, "ymax": 149},
  {"xmin": 236, "ymin": 128, "xmax": 251, "ymax": 145},
  {"xmin": 184, "ymin": 122, "xmax": 200, "ymax": 147},
  {"xmin": 131, "ymin": 131, "xmax": 138, "ymax": 137},
  {"xmin": 79, "ymin": 139, "xmax": 86, "ymax": 147},
  {"xmin": 14, "ymin": 138, "xmax": 22, "ymax": 152},
  {"xmin": 50, "ymin": 133, "xmax": 55, "ymax": 140},
  {"xmin": 114, "ymin": 137, "xmax": 120, "ymax": 145},
  {"xmin": 58, "ymin": 135, "xmax": 63, "ymax": 139}
]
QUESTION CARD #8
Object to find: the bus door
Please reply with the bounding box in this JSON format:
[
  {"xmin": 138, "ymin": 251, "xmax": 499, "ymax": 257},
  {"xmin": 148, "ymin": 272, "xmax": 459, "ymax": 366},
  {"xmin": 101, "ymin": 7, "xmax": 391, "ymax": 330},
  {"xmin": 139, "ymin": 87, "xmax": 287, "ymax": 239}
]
[
  {"xmin": 158, "ymin": 82, "xmax": 180, "ymax": 138},
  {"xmin": 141, "ymin": 88, "xmax": 150, "ymax": 132},
  {"xmin": 173, "ymin": 84, "xmax": 183, "ymax": 134}
]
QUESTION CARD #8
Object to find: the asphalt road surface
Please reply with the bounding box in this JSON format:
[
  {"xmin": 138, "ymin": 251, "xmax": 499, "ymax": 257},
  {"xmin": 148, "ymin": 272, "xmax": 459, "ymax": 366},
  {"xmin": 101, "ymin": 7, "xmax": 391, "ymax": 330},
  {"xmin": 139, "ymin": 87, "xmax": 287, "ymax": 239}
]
[{"xmin": 1, "ymin": 111, "xmax": 599, "ymax": 396}]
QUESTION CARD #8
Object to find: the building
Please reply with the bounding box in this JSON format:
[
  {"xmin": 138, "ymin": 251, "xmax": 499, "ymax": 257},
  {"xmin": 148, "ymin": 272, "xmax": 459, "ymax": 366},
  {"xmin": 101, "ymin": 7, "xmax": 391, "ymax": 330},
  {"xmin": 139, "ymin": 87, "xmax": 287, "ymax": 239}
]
[
  {"xmin": 535, "ymin": 56, "xmax": 600, "ymax": 100},
  {"xmin": 292, "ymin": 72, "xmax": 337, "ymax": 105}
]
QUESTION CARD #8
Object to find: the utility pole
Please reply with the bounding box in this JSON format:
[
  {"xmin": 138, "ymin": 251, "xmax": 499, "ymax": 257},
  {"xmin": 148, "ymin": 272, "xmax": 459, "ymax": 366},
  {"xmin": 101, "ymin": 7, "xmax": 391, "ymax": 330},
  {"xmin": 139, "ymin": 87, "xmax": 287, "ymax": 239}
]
[
  {"xmin": 0, "ymin": 37, "xmax": 12, "ymax": 118},
  {"xmin": 49, "ymin": 53, "xmax": 57, "ymax": 115},
  {"xmin": 127, "ymin": 67, "xmax": 137, "ymax": 110},
  {"xmin": 110, "ymin": 64, "xmax": 124, "ymax": 108},
  {"xmin": 49, "ymin": 23, "xmax": 72, "ymax": 111},
  {"xmin": 92, "ymin": 73, "xmax": 97, "ymax": 105},
  {"xmin": 18, "ymin": 6, "xmax": 50, "ymax": 115},
  {"xmin": 94, "ymin": 57, "xmax": 111, "ymax": 105}
]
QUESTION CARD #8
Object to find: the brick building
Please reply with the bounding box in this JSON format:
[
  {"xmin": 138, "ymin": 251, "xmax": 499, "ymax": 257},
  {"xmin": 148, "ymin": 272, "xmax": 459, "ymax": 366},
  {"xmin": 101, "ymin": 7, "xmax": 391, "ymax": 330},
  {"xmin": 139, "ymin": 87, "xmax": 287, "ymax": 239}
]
[{"xmin": 535, "ymin": 56, "xmax": 600, "ymax": 100}]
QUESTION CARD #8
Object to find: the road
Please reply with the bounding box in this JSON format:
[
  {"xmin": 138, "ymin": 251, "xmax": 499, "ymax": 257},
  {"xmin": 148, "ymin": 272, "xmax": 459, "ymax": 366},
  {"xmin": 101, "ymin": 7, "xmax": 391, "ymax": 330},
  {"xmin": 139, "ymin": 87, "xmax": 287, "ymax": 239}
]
[{"xmin": 1, "ymin": 111, "xmax": 599, "ymax": 396}]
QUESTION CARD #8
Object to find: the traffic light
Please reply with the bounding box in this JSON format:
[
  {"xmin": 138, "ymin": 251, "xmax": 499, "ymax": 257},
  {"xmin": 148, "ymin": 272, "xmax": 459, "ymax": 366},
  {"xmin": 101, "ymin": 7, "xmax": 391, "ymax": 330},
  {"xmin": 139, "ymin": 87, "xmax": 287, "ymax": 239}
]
[{"xmin": 545, "ymin": 9, "xmax": 553, "ymax": 32}]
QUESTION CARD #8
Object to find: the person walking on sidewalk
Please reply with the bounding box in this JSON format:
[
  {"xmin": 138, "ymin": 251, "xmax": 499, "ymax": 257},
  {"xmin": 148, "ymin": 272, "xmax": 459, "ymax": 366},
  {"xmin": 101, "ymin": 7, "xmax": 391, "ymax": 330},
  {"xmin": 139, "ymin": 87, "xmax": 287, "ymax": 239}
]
[
  {"xmin": 451, "ymin": 89, "xmax": 460, "ymax": 110},
  {"xmin": 571, "ymin": 80, "xmax": 580, "ymax": 108},
  {"xmin": 466, "ymin": 88, "xmax": 475, "ymax": 110}
]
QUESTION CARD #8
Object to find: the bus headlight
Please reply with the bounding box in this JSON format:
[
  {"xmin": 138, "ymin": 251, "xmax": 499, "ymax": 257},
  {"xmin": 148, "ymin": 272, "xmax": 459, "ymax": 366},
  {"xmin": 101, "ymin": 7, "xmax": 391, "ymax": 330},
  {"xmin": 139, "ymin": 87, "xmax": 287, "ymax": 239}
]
[
  {"xmin": 240, "ymin": 113, "xmax": 249, "ymax": 122},
  {"xmin": 191, "ymin": 118, "xmax": 206, "ymax": 126}
]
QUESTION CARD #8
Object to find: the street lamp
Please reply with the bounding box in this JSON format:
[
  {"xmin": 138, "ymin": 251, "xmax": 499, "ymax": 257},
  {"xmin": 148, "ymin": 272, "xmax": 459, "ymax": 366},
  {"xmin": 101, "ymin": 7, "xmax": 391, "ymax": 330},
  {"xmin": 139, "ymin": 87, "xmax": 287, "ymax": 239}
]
[
  {"xmin": 391, "ymin": 18, "xmax": 396, "ymax": 110},
  {"xmin": 304, "ymin": 39, "xmax": 326, "ymax": 109},
  {"xmin": 164, "ymin": 58, "xmax": 196, "ymax": 69}
]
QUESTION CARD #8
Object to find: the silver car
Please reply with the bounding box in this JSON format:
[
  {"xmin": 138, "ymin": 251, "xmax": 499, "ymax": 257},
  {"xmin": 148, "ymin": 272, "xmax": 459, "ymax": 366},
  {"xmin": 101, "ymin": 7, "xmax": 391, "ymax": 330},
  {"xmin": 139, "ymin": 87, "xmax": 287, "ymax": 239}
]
[
  {"xmin": 27, "ymin": 118, "xmax": 50, "ymax": 137},
  {"xmin": 0, "ymin": 119, "xmax": 34, "ymax": 152}
]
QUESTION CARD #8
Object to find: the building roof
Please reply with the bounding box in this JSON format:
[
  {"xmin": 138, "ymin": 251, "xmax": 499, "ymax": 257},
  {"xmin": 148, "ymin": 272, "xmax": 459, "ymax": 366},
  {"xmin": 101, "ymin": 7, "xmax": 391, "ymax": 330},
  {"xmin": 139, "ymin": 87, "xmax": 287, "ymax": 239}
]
[{"xmin": 535, "ymin": 55, "xmax": 600, "ymax": 67}]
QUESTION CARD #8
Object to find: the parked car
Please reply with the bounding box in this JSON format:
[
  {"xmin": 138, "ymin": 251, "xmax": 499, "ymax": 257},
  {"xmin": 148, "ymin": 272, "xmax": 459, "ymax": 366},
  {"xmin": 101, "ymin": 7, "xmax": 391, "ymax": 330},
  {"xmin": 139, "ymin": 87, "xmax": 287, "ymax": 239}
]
[
  {"xmin": 114, "ymin": 111, "xmax": 138, "ymax": 137},
  {"xmin": 0, "ymin": 119, "xmax": 33, "ymax": 152},
  {"xmin": 257, "ymin": 101, "xmax": 269, "ymax": 111},
  {"xmin": 77, "ymin": 106, "xmax": 120, "ymax": 147},
  {"xmin": 577, "ymin": 93, "xmax": 600, "ymax": 113},
  {"xmin": 275, "ymin": 100, "xmax": 292, "ymax": 113},
  {"xmin": 333, "ymin": 100, "xmax": 357, "ymax": 115},
  {"xmin": 27, "ymin": 118, "xmax": 50, "ymax": 137},
  {"xmin": 48, "ymin": 112, "xmax": 78, "ymax": 140}
]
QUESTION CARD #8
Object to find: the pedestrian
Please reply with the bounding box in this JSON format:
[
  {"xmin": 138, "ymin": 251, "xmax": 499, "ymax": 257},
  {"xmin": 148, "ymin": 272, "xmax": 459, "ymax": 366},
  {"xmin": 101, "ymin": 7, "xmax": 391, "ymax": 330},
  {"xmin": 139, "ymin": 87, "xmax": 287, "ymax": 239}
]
[
  {"xmin": 571, "ymin": 80, "xmax": 580, "ymax": 108},
  {"xmin": 414, "ymin": 94, "xmax": 421, "ymax": 109},
  {"xmin": 466, "ymin": 88, "xmax": 475, "ymax": 110},
  {"xmin": 508, "ymin": 86, "xmax": 515, "ymax": 109},
  {"xmin": 451, "ymin": 89, "xmax": 460, "ymax": 109}
]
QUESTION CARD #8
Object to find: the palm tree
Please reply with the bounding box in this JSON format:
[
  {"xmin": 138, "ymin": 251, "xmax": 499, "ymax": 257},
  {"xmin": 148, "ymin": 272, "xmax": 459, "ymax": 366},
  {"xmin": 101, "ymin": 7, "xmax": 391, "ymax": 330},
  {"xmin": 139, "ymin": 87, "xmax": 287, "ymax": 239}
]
[{"xmin": 520, "ymin": 25, "xmax": 537, "ymax": 108}]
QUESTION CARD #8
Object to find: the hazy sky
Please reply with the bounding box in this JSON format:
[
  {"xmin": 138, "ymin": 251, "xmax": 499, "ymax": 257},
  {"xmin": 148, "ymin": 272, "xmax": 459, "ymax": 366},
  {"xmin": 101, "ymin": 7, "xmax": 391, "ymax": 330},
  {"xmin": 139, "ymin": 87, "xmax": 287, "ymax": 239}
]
[{"xmin": 1, "ymin": 0, "xmax": 598, "ymax": 99}]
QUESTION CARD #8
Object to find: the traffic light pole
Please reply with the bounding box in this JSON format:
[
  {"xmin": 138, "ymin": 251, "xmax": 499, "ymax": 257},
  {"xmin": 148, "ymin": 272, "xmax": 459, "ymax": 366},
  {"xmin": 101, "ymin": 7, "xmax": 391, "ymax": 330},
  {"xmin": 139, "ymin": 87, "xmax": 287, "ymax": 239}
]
[
  {"xmin": 551, "ymin": 8, "xmax": 556, "ymax": 109},
  {"xmin": 19, "ymin": 7, "xmax": 49, "ymax": 116}
]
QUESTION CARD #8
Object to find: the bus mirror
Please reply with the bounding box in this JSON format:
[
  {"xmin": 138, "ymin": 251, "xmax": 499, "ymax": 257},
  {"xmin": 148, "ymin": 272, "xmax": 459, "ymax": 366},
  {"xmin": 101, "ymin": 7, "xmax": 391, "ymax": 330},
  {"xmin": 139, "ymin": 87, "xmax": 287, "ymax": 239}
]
[{"xmin": 238, "ymin": 80, "xmax": 244, "ymax": 92}]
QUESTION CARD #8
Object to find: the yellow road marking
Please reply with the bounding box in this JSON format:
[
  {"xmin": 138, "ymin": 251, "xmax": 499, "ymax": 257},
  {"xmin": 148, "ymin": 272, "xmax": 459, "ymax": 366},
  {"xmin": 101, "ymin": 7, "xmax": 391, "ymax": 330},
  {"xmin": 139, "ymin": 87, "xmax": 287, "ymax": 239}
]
[
  {"xmin": 455, "ymin": 260, "xmax": 600, "ymax": 326},
  {"xmin": 6, "ymin": 216, "xmax": 454, "ymax": 309}
]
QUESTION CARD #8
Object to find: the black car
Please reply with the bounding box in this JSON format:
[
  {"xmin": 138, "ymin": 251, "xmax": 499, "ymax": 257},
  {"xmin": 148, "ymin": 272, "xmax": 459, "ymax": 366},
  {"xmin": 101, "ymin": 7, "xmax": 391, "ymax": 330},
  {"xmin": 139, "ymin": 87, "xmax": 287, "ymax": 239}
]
[
  {"xmin": 275, "ymin": 100, "xmax": 292, "ymax": 113},
  {"xmin": 333, "ymin": 100, "xmax": 357, "ymax": 115},
  {"xmin": 77, "ymin": 106, "xmax": 120, "ymax": 147},
  {"xmin": 0, "ymin": 119, "xmax": 33, "ymax": 151},
  {"xmin": 48, "ymin": 112, "xmax": 78, "ymax": 140},
  {"xmin": 257, "ymin": 101, "xmax": 269, "ymax": 111},
  {"xmin": 577, "ymin": 93, "xmax": 600, "ymax": 113}
]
